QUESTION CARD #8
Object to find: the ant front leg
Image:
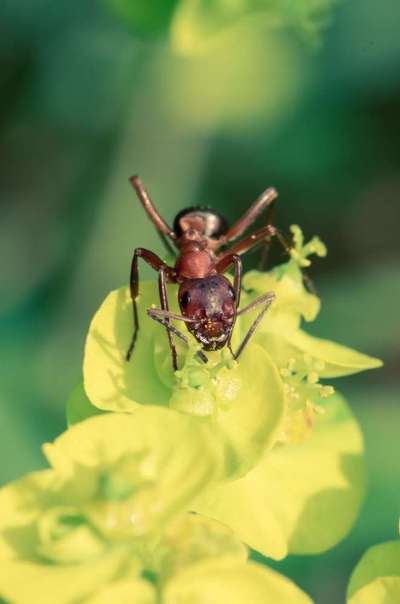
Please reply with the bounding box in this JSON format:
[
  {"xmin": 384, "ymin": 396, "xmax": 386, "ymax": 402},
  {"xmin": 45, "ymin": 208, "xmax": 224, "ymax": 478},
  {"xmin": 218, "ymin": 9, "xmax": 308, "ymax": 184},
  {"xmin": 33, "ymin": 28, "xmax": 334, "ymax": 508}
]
[
  {"xmin": 158, "ymin": 267, "xmax": 178, "ymax": 371},
  {"xmin": 215, "ymin": 253, "xmax": 242, "ymax": 356},
  {"xmin": 126, "ymin": 248, "xmax": 173, "ymax": 362},
  {"xmin": 147, "ymin": 310, "xmax": 209, "ymax": 365},
  {"xmin": 232, "ymin": 291, "xmax": 275, "ymax": 359}
]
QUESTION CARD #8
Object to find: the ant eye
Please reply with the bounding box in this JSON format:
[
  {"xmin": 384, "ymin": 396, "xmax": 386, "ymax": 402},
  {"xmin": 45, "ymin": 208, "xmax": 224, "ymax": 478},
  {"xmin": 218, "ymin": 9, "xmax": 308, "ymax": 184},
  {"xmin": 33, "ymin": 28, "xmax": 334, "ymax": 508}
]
[
  {"xmin": 180, "ymin": 291, "xmax": 191, "ymax": 308},
  {"xmin": 229, "ymin": 288, "xmax": 235, "ymax": 299}
]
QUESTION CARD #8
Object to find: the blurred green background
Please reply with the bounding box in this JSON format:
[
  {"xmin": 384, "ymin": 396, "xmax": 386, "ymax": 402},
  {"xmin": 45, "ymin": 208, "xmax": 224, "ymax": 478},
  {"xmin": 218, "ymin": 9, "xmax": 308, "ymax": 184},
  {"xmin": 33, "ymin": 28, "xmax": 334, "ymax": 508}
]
[{"xmin": 0, "ymin": 1, "xmax": 399, "ymax": 602}]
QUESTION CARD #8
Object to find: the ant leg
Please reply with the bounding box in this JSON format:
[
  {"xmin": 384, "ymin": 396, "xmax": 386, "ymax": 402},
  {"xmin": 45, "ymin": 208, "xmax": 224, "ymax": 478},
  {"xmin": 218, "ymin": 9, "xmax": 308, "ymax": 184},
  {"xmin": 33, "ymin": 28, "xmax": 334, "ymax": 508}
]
[
  {"xmin": 217, "ymin": 224, "xmax": 277, "ymax": 263},
  {"xmin": 255, "ymin": 226, "xmax": 318, "ymax": 294},
  {"xmin": 258, "ymin": 198, "xmax": 277, "ymax": 270},
  {"xmin": 302, "ymin": 269, "xmax": 318, "ymax": 296},
  {"xmin": 232, "ymin": 292, "xmax": 275, "ymax": 360},
  {"xmin": 215, "ymin": 253, "xmax": 243, "ymax": 357},
  {"xmin": 130, "ymin": 175, "xmax": 177, "ymax": 244},
  {"xmin": 258, "ymin": 221, "xmax": 293, "ymax": 270},
  {"xmin": 158, "ymin": 267, "xmax": 178, "ymax": 371},
  {"xmin": 215, "ymin": 253, "xmax": 242, "ymax": 305},
  {"xmin": 126, "ymin": 248, "xmax": 173, "ymax": 361},
  {"xmin": 147, "ymin": 312, "xmax": 208, "ymax": 364},
  {"xmin": 216, "ymin": 187, "xmax": 278, "ymax": 247}
]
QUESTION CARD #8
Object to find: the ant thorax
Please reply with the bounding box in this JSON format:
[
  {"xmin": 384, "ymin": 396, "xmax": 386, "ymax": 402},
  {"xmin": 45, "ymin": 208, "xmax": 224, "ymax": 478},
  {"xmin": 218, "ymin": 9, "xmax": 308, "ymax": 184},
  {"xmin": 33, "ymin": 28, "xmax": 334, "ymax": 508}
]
[
  {"xmin": 174, "ymin": 247, "xmax": 215, "ymax": 279},
  {"xmin": 178, "ymin": 275, "xmax": 235, "ymax": 351}
]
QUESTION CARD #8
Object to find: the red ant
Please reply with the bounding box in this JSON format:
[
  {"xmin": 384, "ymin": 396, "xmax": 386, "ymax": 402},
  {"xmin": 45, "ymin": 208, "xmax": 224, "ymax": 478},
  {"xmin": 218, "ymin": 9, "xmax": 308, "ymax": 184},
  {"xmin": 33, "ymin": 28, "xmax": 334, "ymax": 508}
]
[{"xmin": 126, "ymin": 175, "xmax": 288, "ymax": 370}]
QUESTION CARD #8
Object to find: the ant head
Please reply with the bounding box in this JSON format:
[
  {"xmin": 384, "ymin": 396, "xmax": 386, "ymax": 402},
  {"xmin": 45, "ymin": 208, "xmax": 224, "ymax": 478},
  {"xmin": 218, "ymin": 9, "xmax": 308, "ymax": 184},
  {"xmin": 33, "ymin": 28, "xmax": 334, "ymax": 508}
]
[{"xmin": 178, "ymin": 275, "xmax": 236, "ymax": 351}]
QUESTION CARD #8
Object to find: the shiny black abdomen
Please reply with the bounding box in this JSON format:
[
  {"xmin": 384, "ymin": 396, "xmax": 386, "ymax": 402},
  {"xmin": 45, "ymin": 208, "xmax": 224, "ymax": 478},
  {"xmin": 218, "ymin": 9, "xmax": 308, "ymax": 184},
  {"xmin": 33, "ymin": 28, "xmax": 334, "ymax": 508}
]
[{"xmin": 173, "ymin": 206, "xmax": 228, "ymax": 239}]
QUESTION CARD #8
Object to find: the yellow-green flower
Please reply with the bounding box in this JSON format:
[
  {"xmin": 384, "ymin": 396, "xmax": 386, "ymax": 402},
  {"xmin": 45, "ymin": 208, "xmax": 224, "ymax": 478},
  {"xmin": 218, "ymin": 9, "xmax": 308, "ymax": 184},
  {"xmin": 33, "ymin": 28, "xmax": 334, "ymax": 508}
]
[
  {"xmin": 194, "ymin": 392, "xmax": 365, "ymax": 559},
  {"xmin": 0, "ymin": 456, "xmax": 312, "ymax": 604},
  {"xmin": 82, "ymin": 283, "xmax": 285, "ymax": 477},
  {"xmin": 347, "ymin": 520, "xmax": 400, "ymax": 604},
  {"xmin": 80, "ymin": 225, "xmax": 381, "ymax": 559},
  {"xmin": 81, "ymin": 514, "xmax": 314, "ymax": 603},
  {"xmin": 0, "ymin": 409, "xmax": 222, "ymax": 603}
]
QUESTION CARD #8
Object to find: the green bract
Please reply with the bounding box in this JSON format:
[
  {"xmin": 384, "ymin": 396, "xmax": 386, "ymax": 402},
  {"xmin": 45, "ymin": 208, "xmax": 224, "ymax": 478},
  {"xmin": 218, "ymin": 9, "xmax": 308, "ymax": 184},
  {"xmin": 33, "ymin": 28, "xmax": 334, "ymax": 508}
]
[
  {"xmin": 239, "ymin": 226, "xmax": 381, "ymax": 445},
  {"xmin": 0, "ymin": 476, "xmax": 312, "ymax": 604},
  {"xmin": 194, "ymin": 393, "xmax": 365, "ymax": 559},
  {"xmin": 162, "ymin": 556, "xmax": 313, "ymax": 604},
  {"xmin": 347, "ymin": 531, "xmax": 400, "ymax": 604},
  {"xmin": 44, "ymin": 409, "xmax": 222, "ymax": 537},
  {"xmin": 83, "ymin": 283, "xmax": 285, "ymax": 477},
  {"xmin": 155, "ymin": 515, "xmax": 312, "ymax": 602},
  {"xmin": 81, "ymin": 226, "xmax": 381, "ymax": 558},
  {"xmin": 0, "ymin": 410, "xmax": 222, "ymax": 603}
]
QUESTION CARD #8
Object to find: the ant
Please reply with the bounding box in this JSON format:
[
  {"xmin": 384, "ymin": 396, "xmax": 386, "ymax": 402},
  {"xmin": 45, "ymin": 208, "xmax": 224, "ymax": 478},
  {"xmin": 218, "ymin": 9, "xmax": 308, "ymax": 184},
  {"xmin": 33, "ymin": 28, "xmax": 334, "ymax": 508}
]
[{"xmin": 126, "ymin": 175, "xmax": 289, "ymax": 371}]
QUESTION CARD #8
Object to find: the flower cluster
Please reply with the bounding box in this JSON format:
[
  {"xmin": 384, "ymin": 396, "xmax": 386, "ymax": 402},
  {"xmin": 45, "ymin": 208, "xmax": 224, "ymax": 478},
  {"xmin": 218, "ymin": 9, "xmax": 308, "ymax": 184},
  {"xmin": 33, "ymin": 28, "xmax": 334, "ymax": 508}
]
[{"xmin": 0, "ymin": 226, "xmax": 382, "ymax": 602}]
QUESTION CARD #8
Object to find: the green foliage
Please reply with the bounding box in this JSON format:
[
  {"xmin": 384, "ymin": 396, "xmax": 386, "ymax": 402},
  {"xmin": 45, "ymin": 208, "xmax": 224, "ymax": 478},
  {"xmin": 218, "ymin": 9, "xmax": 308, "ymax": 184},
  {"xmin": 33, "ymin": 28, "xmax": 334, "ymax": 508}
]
[
  {"xmin": 105, "ymin": 0, "xmax": 341, "ymax": 51},
  {"xmin": 105, "ymin": 0, "xmax": 179, "ymax": 34}
]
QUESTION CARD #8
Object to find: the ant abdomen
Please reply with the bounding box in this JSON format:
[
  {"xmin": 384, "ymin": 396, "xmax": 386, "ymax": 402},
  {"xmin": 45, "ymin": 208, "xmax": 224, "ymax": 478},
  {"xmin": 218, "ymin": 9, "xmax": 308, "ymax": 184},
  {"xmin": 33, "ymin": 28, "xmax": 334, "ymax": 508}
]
[{"xmin": 173, "ymin": 207, "xmax": 228, "ymax": 240}]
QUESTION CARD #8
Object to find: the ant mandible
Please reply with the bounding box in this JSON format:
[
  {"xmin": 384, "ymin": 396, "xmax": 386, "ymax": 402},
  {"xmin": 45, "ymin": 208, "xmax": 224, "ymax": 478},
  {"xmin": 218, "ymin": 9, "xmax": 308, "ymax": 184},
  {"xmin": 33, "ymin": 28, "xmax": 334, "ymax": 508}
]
[{"xmin": 126, "ymin": 175, "xmax": 288, "ymax": 371}]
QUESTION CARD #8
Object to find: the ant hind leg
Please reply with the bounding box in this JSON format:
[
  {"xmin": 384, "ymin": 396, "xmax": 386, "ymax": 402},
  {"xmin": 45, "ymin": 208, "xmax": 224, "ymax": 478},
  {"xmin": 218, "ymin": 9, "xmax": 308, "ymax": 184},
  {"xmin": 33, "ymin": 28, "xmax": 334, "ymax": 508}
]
[{"xmin": 126, "ymin": 248, "xmax": 172, "ymax": 362}]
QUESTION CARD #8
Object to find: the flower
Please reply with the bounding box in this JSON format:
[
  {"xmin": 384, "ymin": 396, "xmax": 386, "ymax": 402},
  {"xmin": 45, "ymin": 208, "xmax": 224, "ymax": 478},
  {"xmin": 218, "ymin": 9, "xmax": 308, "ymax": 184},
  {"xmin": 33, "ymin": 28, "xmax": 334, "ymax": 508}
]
[
  {"xmin": 80, "ymin": 225, "xmax": 381, "ymax": 559},
  {"xmin": 82, "ymin": 284, "xmax": 285, "ymax": 477},
  {"xmin": 346, "ymin": 520, "xmax": 400, "ymax": 604},
  {"xmin": 0, "ymin": 409, "xmax": 222, "ymax": 603},
  {"xmin": 0, "ymin": 413, "xmax": 312, "ymax": 603}
]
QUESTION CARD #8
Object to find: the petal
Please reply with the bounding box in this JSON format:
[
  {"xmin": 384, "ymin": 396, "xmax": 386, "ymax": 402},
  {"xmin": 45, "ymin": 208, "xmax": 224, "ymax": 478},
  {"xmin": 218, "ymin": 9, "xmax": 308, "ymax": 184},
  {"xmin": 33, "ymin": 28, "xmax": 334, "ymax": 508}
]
[
  {"xmin": 66, "ymin": 383, "xmax": 105, "ymax": 426},
  {"xmin": 347, "ymin": 578, "xmax": 400, "ymax": 604},
  {"xmin": 157, "ymin": 514, "xmax": 247, "ymax": 581},
  {"xmin": 170, "ymin": 343, "xmax": 285, "ymax": 476},
  {"xmin": 36, "ymin": 506, "xmax": 106, "ymax": 564},
  {"xmin": 255, "ymin": 330, "xmax": 382, "ymax": 379},
  {"xmin": 83, "ymin": 285, "xmax": 171, "ymax": 412},
  {"xmin": 0, "ymin": 470, "xmax": 55, "ymax": 559},
  {"xmin": 85, "ymin": 578, "xmax": 156, "ymax": 604},
  {"xmin": 0, "ymin": 552, "xmax": 126, "ymax": 604},
  {"xmin": 164, "ymin": 557, "xmax": 313, "ymax": 604},
  {"xmin": 285, "ymin": 330, "xmax": 383, "ymax": 378},
  {"xmin": 347, "ymin": 541, "xmax": 400, "ymax": 602},
  {"xmin": 43, "ymin": 408, "xmax": 223, "ymax": 536},
  {"xmin": 84, "ymin": 283, "xmax": 285, "ymax": 477},
  {"xmin": 241, "ymin": 270, "xmax": 320, "ymax": 335},
  {"xmin": 194, "ymin": 393, "xmax": 365, "ymax": 559}
]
